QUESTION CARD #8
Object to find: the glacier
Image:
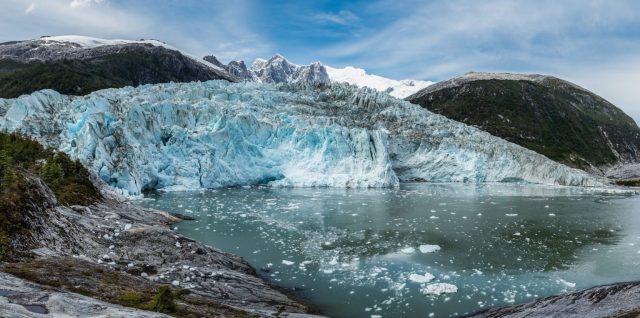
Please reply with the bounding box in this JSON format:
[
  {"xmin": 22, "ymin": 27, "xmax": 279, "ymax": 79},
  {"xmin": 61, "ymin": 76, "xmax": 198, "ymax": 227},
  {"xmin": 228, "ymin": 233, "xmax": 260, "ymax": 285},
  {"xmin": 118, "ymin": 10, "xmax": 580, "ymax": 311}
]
[{"xmin": 0, "ymin": 81, "xmax": 602, "ymax": 195}]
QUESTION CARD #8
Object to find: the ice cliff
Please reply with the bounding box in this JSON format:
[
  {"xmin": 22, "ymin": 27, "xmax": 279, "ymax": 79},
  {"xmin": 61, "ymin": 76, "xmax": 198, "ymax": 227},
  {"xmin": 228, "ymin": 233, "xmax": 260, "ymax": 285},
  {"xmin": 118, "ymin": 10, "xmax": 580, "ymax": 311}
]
[{"xmin": 0, "ymin": 81, "xmax": 602, "ymax": 195}]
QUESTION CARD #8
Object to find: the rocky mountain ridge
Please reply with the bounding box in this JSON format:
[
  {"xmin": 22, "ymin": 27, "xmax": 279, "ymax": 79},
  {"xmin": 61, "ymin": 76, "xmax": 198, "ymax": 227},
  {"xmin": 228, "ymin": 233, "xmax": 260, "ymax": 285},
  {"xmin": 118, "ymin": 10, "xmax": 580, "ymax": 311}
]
[
  {"xmin": 0, "ymin": 36, "xmax": 236, "ymax": 98},
  {"xmin": 204, "ymin": 53, "xmax": 433, "ymax": 98},
  {"xmin": 407, "ymin": 72, "xmax": 640, "ymax": 176}
]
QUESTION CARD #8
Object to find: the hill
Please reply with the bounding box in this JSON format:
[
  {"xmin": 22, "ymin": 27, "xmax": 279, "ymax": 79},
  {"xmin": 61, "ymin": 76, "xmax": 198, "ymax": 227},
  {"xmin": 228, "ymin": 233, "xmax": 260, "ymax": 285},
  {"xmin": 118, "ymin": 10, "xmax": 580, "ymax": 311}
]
[{"xmin": 406, "ymin": 72, "xmax": 640, "ymax": 172}]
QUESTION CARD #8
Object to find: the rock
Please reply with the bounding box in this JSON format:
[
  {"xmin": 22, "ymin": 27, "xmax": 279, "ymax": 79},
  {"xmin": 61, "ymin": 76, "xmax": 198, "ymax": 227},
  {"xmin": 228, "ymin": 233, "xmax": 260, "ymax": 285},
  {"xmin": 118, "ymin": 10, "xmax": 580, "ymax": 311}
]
[
  {"xmin": 0, "ymin": 272, "xmax": 170, "ymax": 317},
  {"xmin": 466, "ymin": 281, "xmax": 640, "ymax": 318},
  {"xmin": 0, "ymin": 174, "xmax": 318, "ymax": 316}
]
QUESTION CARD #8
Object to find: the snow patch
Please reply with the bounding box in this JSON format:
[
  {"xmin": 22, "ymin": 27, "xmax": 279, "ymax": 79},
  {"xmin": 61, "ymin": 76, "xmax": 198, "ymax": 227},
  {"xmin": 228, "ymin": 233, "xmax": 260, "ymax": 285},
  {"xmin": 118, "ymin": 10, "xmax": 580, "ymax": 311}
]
[
  {"xmin": 326, "ymin": 65, "xmax": 434, "ymax": 99},
  {"xmin": 38, "ymin": 35, "xmax": 225, "ymax": 72}
]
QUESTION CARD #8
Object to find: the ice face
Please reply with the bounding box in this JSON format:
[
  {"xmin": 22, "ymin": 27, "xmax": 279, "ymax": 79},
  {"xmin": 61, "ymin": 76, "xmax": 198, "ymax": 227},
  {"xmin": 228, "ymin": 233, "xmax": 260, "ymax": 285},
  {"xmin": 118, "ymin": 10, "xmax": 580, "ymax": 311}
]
[{"xmin": 0, "ymin": 81, "xmax": 602, "ymax": 195}]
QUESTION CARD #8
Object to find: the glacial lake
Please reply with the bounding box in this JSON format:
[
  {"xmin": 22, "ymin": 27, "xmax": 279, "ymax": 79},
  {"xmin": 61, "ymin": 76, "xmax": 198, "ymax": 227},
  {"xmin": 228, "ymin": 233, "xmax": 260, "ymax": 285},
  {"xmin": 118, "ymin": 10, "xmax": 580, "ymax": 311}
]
[{"xmin": 139, "ymin": 183, "xmax": 640, "ymax": 318}]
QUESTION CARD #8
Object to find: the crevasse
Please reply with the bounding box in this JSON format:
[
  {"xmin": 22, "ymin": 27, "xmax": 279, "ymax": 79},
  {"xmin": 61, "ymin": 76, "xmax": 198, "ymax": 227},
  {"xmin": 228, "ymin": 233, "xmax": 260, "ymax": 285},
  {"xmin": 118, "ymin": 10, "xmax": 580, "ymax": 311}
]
[{"xmin": 0, "ymin": 81, "xmax": 602, "ymax": 195}]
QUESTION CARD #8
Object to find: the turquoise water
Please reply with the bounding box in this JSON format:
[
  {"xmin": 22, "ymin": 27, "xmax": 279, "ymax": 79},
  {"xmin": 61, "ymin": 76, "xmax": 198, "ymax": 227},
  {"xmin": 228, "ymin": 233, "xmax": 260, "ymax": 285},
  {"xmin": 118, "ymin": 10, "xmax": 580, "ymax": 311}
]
[{"xmin": 139, "ymin": 184, "xmax": 640, "ymax": 317}]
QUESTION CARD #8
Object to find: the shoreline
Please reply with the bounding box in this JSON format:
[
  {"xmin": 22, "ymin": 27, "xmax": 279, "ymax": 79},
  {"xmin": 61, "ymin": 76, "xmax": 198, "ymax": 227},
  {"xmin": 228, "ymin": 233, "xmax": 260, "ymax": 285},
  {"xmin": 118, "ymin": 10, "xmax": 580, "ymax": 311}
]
[
  {"xmin": 0, "ymin": 174, "xmax": 323, "ymax": 317},
  {"xmin": 2, "ymin": 175, "xmax": 638, "ymax": 317}
]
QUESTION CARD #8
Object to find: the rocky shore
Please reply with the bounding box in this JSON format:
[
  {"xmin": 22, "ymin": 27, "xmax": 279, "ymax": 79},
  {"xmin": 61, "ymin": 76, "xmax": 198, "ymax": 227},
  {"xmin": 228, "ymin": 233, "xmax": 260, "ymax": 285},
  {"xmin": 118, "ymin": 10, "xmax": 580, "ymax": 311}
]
[
  {"xmin": 0, "ymin": 174, "xmax": 319, "ymax": 317},
  {"xmin": 467, "ymin": 281, "xmax": 640, "ymax": 318}
]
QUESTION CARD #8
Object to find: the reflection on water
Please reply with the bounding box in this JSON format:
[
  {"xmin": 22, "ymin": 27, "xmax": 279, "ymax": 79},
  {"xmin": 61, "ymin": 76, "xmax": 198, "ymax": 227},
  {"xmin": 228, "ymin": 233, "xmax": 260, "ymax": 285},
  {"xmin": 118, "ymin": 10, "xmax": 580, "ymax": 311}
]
[{"xmin": 139, "ymin": 183, "xmax": 640, "ymax": 318}]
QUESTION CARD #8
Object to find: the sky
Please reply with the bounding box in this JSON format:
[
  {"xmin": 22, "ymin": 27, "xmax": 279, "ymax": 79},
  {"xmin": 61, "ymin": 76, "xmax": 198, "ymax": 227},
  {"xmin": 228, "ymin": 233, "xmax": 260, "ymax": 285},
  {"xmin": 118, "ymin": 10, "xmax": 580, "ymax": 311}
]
[{"xmin": 1, "ymin": 0, "xmax": 640, "ymax": 123}]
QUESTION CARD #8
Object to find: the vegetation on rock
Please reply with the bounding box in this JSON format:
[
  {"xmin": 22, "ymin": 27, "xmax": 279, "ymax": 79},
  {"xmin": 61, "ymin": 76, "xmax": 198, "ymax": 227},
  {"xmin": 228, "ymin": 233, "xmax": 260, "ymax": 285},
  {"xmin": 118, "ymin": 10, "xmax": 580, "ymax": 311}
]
[
  {"xmin": 0, "ymin": 45, "xmax": 232, "ymax": 98},
  {"xmin": 0, "ymin": 132, "xmax": 99, "ymax": 259},
  {"xmin": 407, "ymin": 77, "xmax": 640, "ymax": 170}
]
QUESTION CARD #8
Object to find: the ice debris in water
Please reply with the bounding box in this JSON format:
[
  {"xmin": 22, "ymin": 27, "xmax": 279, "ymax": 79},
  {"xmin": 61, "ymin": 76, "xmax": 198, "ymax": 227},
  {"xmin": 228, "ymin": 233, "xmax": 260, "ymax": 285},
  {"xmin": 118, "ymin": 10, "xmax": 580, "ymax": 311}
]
[
  {"xmin": 282, "ymin": 260, "xmax": 295, "ymax": 266},
  {"xmin": 0, "ymin": 81, "xmax": 602, "ymax": 195},
  {"xmin": 400, "ymin": 247, "xmax": 416, "ymax": 254},
  {"xmin": 421, "ymin": 283, "xmax": 458, "ymax": 296},
  {"xmin": 408, "ymin": 273, "xmax": 435, "ymax": 284},
  {"xmin": 557, "ymin": 278, "xmax": 576, "ymax": 288},
  {"xmin": 419, "ymin": 244, "xmax": 441, "ymax": 253}
]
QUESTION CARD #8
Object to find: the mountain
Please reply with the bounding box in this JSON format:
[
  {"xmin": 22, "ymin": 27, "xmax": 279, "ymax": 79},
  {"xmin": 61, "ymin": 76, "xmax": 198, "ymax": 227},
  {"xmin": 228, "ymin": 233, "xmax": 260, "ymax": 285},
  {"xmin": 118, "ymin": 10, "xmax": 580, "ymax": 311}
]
[
  {"xmin": 207, "ymin": 53, "xmax": 433, "ymax": 98},
  {"xmin": 406, "ymin": 72, "xmax": 640, "ymax": 173},
  {"xmin": 325, "ymin": 65, "xmax": 434, "ymax": 98},
  {"xmin": 0, "ymin": 35, "xmax": 235, "ymax": 98},
  {"xmin": 250, "ymin": 54, "xmax": 331, "ymax": 84},
  {"xmin": 0, "ymin": 81, "xmax": 600, "ymax": 195}
]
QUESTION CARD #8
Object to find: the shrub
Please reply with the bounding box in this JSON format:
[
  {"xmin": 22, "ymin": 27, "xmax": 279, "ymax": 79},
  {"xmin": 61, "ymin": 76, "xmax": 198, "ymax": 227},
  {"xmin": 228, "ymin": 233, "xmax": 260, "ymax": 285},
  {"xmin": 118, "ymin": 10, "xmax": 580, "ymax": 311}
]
[{"xmin": 147, "ymin": 286, "xmax": 177, "ymax": 313}]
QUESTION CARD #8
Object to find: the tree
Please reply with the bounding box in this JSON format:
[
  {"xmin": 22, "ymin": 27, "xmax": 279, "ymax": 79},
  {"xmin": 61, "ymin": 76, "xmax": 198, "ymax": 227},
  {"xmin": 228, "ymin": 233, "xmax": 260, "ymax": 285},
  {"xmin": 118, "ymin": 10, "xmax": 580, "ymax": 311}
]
[
  {"xmin": 147, "ymin": 286, "xmax": 177, "ymax": 313},
  {"xmin": 0, "ymin": 150, "xmax": 13, "ymax": 190},
  {"xmin": 42, "ymin": 160, "xmax": 64, "ymax": 187}
]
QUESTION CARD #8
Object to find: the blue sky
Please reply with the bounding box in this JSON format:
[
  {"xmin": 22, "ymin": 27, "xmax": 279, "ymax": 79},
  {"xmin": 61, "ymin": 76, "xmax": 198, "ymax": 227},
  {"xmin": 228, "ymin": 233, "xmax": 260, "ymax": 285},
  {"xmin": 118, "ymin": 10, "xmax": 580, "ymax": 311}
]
[{"xmin": 2, "ymin": 0, "xmax": 640, "ymax": 122}]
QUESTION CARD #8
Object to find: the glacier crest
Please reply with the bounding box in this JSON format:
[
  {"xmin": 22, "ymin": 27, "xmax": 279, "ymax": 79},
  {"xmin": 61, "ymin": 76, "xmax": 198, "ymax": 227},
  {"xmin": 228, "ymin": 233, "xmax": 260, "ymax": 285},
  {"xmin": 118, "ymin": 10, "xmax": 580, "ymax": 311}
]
[{"xmin": 0, "ymin": 81, "xmax": 601, "ymax": 195}]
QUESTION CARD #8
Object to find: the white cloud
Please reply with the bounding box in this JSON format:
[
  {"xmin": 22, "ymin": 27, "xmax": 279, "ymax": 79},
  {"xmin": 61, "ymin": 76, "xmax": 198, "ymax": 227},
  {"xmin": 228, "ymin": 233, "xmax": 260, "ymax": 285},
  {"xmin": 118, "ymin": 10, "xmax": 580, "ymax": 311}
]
[
  {"xmin": 314, "ymin": 10, "xmax": 360, "ymax": 26},
  {"xmin": 0, "ymin": 0, "xmax": 272, "ymax": 63},
  {"xmin": 1, "ymin": 0, "xmax": 148, "ymax": 40},
  {"xmin": 24, "ymin": 2, "xmax": 37, "ymax": 14},
  {"xmin": 559, "ymin": 57, "xmax": 640, "ymax": 125},
  {"xmin": 322, "ymin": 0, "xmax": 640, "ymax": 122},
  {"xmin": 69, "ymin": 0, "xmax": 105, "ymax": 8}
]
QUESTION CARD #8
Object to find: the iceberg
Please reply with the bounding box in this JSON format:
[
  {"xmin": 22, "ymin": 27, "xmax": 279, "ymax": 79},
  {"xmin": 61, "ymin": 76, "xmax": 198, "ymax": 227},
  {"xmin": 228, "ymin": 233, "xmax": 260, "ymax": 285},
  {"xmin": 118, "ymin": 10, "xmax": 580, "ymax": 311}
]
[{"xmin": 0, "ymin": 81, "xmax": 602, "ymax": 195}]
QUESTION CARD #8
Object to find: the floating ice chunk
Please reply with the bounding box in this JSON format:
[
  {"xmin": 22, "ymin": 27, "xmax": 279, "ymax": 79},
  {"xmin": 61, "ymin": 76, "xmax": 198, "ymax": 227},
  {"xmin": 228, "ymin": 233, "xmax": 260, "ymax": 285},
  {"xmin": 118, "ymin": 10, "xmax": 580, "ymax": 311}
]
[
  {"xmin": 282, "ymin": 260, "xmax": 295, "ymax": 266},
  {"xmin": 400, "ymin": 247, "xmax": 416, "ymax": 254},
  {"xmin": 421, "ymin": 283, "xmax": 458, "ymax": 296},
  {"xmin": 557, "ymin": 278, "xmax": 576, "ymax": 288},
  {"xmin": 409, "ymin": 273, "xmax": 435, "ymax": 283},
  {"xmin": 419, "ymin": 244, "xmax": 441, "ymax": 253},
  {"xmin": 124, "ymin": 223, "xmax": 132, "ymax": 231},
  {"xmin": 505, "ymin": 213, "xmax": 518, "ymax": 217},
  {"xmin": 548, "ymin": 213, "xmax": 556, "ymax": 216}
]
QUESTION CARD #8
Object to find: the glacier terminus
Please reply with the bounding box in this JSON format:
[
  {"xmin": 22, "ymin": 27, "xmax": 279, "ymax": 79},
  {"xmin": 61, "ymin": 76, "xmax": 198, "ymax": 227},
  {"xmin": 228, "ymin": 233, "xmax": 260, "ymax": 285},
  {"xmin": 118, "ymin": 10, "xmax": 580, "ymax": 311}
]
[{"xmin": 0, "ymin": 81, "xmax": 601, "ymax": 195}]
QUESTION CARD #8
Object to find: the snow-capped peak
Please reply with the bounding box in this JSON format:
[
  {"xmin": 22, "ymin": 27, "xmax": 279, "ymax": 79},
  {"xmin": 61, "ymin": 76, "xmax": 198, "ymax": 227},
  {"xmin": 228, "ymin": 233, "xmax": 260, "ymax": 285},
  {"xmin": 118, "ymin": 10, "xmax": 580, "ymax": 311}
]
[
  {"xmin": 325, "ymin": 65, "xmax": 434, "ymax": 99},
  {"xmin": 205, "ymin": 52, "xmax": 433, "ymax": 97},
  {"xmin": 249, "ymin": 54, "xmax": 329, "ymax": 84}
]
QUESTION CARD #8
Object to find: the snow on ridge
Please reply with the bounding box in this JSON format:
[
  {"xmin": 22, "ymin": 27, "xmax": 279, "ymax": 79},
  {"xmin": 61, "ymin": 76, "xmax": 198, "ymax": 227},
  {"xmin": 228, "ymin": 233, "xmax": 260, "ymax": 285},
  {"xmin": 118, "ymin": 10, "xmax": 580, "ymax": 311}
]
[
  {"xmin": 325, "ymin": 65, "xmax": 434, "ymax": 98},
  {"xmin": 39, "ymin": 35, "xmax": 160, "ymax": 49},
  {"xmin": 206, "ymin": 52, "xmax": 433, "ymax": 98},
  {"xmin": 38, "ymin": 35, "xmax": 226, "ymax": 72}
]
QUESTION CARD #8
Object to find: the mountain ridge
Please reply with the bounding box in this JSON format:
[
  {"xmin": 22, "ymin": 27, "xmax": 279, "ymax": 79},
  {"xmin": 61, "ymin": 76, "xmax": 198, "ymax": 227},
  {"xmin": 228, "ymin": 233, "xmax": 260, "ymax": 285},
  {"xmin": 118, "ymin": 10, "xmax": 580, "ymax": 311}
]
[
  {"xmin": 0, "ymin": 35, "xmax": 236, "ymax": 98},
  {"xmin": 406, "ymin": 72, "xmax": 640, "ymax": 174},
  {"xmin": 205, "ymin": 53, "xmax": 434, "ymax": 98}
]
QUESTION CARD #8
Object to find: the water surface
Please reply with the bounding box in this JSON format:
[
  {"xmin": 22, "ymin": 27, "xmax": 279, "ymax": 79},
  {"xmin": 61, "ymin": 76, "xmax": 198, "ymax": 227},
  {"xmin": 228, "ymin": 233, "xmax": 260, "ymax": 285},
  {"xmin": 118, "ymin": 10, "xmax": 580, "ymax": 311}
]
[{"xmin": 139, "ymin": 183, "xmax": 640, "ymax": 318}]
